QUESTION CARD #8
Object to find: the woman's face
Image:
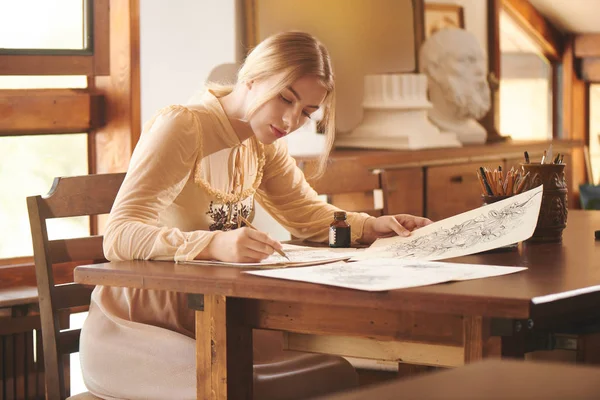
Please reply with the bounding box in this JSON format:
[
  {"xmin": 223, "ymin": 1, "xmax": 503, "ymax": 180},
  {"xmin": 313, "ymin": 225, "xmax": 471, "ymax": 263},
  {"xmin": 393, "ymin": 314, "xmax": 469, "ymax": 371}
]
[{"xmin": 246, "ymin": 74, "xmax": 328, "ymax": 145}]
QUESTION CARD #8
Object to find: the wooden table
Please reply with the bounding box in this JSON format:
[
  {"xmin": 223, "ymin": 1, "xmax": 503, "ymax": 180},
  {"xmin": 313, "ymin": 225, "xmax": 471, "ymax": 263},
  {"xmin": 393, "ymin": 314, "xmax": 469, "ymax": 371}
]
[
  {"xmin": 317, "ymin": 359, "xmax": 600, "ymax": 399},
  {"xmin": 75, "ymin": 210, "xmax": 600, "ymax": 399}
]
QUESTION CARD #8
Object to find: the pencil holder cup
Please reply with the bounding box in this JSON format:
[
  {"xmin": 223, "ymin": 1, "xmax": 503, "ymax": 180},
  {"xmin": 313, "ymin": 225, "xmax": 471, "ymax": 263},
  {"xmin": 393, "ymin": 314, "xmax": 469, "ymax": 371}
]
[{"xmin": 520, "ymin": 162, "xmax": 568, "ymax": 242}]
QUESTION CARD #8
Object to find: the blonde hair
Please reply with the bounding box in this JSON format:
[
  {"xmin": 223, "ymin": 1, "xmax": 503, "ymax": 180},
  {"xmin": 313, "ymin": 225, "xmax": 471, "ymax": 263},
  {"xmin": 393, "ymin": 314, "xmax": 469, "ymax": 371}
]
[{"xmin": 207, "ymin": 31, "xmax": 335, "ymax": 179}]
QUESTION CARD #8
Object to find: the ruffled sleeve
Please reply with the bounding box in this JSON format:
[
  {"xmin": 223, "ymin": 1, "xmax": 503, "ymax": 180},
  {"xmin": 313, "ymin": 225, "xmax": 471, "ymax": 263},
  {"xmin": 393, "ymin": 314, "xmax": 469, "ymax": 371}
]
[
  {"xmin": 255, "ymin": 140, "xmax": 372, "ymax": 243},
  {"xmin": 103, "ymin": 106, "xmax": 217, "ymax": 262}
]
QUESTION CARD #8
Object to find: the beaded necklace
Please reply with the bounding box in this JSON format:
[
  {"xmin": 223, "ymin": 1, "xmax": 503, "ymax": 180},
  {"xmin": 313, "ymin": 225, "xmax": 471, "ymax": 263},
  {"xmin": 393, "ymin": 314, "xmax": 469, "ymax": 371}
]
[{"xmin": 191, "ymin": 110, "xmax": 266, "ymax": 229}]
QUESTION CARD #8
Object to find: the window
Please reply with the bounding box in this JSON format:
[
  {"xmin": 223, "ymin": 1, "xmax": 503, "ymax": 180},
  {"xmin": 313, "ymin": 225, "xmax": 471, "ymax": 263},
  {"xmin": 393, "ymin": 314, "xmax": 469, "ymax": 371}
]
[
  {"xmin": 0, "ymin": 75, "xmax": 87, "ymax": 89},
  {"xmin": 0, "ymin": 2, "xmax": 137, "ymax": 395},
  {"xmin": 0, "ymin": 0, "xmax": 87, "ymax": 50},
  {"xmin": 499, "ymin": 9, "xmax": 553, "ymax": 140},
  {"xmin": 0, "ymin": 134, "xmax": 89, "ymax": 258},
  {"xmin": 0, "ymin": 0, "xmax": 108, "ymax": 76},
  {"xmin": 0, "ymin": 0, "xmax": 109, "ymax": 262}
]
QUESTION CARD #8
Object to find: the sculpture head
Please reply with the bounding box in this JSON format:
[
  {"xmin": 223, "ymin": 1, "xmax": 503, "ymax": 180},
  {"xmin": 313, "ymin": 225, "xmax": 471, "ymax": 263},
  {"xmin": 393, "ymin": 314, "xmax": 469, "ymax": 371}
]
[{"xmin": 419, "ymin": 28, "xmax": 491, "ymax": 120}]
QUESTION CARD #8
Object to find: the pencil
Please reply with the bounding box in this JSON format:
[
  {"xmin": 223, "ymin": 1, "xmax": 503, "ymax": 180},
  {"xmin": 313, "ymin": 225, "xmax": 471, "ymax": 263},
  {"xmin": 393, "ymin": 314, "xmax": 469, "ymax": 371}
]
[
  {"xmin": 477, "ymin": 169, "xmax": 493, "ymax": 195},
  {"xmin": 553, "ymin": 153, "xmax": 561, "ymax": 164},
  {"xmin": 506, "ymin": 170, "xmax": 515, "ymax": 195},
  {"xmin": 480, "ymin": 167, "xmax": 494, "ymax": 195},
  {"xmin": 485, "ymin": 168, "xmax": 496, "ymax": 195},
  {"xmin": 239, "ymin": 216, "xmax": 290, "ymax": 260},
  {"xmin": 476, "ymin": 171, "xmax": 487, "ymax": 195},
  {"xmin": 515, "ymin": 172, "xmax": 530, "ymax": 194}
]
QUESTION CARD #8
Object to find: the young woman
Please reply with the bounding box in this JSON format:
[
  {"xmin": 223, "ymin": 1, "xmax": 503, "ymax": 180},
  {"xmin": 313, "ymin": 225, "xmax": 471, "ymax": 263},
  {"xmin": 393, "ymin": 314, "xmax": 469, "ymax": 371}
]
[{"xmin": 80, "ymin": 31, "xmax": 431, "ymax": 399}]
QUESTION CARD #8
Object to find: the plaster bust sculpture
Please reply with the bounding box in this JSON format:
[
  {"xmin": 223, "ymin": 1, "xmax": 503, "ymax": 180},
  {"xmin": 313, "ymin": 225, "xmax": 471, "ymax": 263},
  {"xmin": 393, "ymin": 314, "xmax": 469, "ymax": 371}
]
[{"xmin": 419, "ymin": 28, "xmax": 491, "ymax": 144}]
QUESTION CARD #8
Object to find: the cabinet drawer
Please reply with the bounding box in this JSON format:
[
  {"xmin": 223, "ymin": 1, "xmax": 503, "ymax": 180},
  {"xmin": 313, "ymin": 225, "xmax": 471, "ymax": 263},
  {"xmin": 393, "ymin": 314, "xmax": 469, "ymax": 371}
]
[
  {"xmin": 381, "ymin": 168, "xmax": 423, "ymax": 216},
  {"xmin": 426, "ymin": 162, "xmax": 485, "ymax": 221}
]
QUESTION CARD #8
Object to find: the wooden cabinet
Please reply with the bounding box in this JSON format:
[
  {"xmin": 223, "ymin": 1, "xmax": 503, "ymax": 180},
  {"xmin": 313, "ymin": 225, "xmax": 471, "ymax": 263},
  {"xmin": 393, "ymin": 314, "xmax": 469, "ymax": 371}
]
[
  {"xmin": 297, "ymin": 140, "xmax": 583, "ymax": 220},
  {"xmin": 381, "ymin": 168, "xmax": 423, "ymax": 216},
  {"xmin": 426, "ymin": 162, "xmax": 484, "ymax": 221}
]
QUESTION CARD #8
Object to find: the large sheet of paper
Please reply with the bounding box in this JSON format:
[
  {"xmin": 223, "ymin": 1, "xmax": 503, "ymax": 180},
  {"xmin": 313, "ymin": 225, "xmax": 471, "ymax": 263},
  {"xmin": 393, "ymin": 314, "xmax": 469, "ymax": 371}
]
[
  {"xmin": 246, "ymin": 259, "xmax": 527, "ymax": 291},
  {"xmin": 353, "ymin": 185, "xmax": 543, "ymax": 261},
  {"xmin": 182, "ymin": 244, "xmax": 361, "ymax": 269}
]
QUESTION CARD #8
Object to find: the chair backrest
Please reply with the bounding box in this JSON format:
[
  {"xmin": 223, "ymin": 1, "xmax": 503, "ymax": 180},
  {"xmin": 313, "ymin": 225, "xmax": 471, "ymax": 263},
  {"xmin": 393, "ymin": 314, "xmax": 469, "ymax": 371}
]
[
  {"xmin": 27, "ymin": 173, "xmax": 125, "ymax": 399},
  {"xmin": 299, "ymin": 158, "xmax": 384, "ymax": 217}
]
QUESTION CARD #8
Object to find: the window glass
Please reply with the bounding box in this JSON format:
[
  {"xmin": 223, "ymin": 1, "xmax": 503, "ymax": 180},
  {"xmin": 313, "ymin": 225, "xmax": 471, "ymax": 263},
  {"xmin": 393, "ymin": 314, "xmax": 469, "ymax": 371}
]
[
  {"xmin": 0, "ymin": 0, "xmax": 86, "ymax": 50},
  {"xmin": 0, "ymin": 134, "xmax": 89, "ymax": 258},
  {"xmin": 499, "ymin": 10, "xmax": 552, "ymax": 140},
  {"xmin": 0, "ymin": 75, "xmax": 87, "ymax": 89}
]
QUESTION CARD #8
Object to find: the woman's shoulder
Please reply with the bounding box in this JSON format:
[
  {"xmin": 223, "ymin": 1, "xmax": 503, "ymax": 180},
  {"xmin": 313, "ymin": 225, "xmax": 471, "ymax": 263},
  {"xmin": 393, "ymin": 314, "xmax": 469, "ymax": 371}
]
[
  {"xmin": 153, "ymin": 104, "xmax": 209, "ymax": 120},
  {"xmin": 144, "ymin": 104, "xmax": 212, "ymax": 135}
]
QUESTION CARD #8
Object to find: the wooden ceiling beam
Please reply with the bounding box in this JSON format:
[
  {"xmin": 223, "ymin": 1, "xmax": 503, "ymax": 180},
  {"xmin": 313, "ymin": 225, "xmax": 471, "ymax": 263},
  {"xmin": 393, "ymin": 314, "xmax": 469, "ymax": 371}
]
[{"xmin": 502, "ymin": 0, "xmax": 565, "ymax": 61}]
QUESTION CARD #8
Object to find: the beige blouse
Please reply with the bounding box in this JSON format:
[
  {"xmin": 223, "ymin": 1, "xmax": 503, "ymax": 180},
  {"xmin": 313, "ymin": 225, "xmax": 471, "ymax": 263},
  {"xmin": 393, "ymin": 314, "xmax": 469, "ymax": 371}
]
[{"xmin": 79, "ymin": 90, "xmax": 371, "ymax": 399}]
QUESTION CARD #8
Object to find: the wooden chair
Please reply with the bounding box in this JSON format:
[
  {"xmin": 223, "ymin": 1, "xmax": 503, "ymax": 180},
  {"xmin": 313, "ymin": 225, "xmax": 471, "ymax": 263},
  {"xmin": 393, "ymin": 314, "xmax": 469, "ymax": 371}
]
[
  {"xmin": 27, "ymin": 173, "xmax": 126, "ymax": 399},
  {"xmin": 28, "ymin": 173, "xmax": 358, "ymax": 399},
  {"xmin": 299, "ymin": 157, "xmax": 386, "ymax": 217}
]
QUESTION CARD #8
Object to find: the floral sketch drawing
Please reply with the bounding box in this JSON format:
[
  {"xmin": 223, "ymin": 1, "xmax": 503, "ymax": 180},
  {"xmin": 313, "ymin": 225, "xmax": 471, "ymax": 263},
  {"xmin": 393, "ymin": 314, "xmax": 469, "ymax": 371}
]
[
  {"xmin": 382, "ymin": 189, "xmax": 540, "ymax": 259},
  {"xmin": 315, "ymin": 264, "xmax": 393, "ymax": 286}
]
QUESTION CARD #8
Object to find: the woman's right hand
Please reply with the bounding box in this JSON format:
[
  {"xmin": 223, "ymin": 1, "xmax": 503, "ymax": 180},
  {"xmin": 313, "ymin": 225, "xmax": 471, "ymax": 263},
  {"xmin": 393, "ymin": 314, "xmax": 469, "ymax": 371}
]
[{"xmin": 196, "ymin": 227, "xmax": 283, "ymax": 263}]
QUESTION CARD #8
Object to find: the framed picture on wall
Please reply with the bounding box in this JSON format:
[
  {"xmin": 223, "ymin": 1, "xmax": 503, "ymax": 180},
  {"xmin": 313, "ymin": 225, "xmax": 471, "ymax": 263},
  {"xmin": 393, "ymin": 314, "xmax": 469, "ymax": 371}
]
[{"xmin": 424, "ymin": 3, "xmax": 465, "ymax": 38}]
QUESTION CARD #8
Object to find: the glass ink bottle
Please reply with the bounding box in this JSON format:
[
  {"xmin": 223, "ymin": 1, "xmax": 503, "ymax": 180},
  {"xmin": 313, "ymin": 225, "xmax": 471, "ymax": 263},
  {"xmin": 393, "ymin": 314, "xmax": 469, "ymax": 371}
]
[{"xmin": 329, "ymin": 211, "xmax": 351, "ymax": 248}]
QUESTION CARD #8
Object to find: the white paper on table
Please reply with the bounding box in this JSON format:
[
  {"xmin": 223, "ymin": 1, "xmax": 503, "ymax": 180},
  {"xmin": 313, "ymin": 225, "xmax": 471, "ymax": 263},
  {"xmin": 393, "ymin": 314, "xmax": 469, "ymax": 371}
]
[
  {"xmin": 245, "ymin": 258, "xmax": 527, "ymax": 291},
  {"xmin": 181, "ymin": 243, "xmax": 363, "ymax": 269},
  {"xmin": 353, "ymin": 185, "xmax": 543, "ymax": 262}
]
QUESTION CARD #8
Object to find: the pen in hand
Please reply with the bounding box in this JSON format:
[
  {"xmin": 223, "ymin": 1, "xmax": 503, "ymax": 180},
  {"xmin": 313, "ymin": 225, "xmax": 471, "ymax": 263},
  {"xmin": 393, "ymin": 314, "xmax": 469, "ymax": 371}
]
[{"xmin": 238, "ymin": 216, "xmax": 291, "ymax": 261}]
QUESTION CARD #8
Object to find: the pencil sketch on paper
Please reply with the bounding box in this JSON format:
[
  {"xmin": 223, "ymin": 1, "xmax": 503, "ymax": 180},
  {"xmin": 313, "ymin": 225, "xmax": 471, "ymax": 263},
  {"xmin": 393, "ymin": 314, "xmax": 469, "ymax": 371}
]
[
  {"xmin": 310, "ymin": 263, "xmax": 392, "ymax": 287},
  {"xmin": 266, "ymin": 244, "xmax": 359, "ymax": 263},
  {"xmin": 357, "ymin": 185, "xmax": 543, "ymax": 261},
  {"xmin": 246, "ymin": 258, "xmax": 527, "ymax": 292},
  {"xmin": 183, "ymin": 244, "xmax": 360, "ymax": 268}
]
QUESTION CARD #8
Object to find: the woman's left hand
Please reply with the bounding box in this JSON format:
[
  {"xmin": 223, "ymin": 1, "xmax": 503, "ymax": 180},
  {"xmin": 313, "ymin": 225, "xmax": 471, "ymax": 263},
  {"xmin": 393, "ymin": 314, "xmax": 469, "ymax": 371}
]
[{"xmin": 360, "ymin": 214, "xmax": 433, "ymax": 244}]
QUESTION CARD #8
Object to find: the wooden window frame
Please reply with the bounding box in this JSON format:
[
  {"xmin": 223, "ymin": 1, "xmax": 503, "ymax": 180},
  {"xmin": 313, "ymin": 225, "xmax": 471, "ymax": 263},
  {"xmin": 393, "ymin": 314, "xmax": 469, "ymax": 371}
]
[
  {"xmin": 482, "ymin": 0, "xmax": 564, "ymax": 142},
  {"xmin": 488, "ymin": 0, "xmax": 589, "ymax": 203},
  {"xmin": 0, "ymin": 0, "xmax": 110, "ymax": 76},
  {"xmin": 501, "ymin": 0, "xmax": 563, "ymax": 62},
  {"xmin": 0, "ymin": 89, "xmax": 103, "ymax": 135},
  {"xmin": 0, "ymin": 0, "xmax": 140, "ymax": 273}
]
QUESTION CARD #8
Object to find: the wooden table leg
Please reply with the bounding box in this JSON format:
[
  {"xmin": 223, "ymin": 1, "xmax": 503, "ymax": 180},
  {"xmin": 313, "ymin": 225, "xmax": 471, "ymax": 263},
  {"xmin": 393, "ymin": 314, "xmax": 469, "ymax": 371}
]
[
  {"xmin": 463, "ymin": 316, "xmax": 485, "ymax": 363},
  {"xmin": 194, "ymin": 294, "xmax": 253, "ymax": 399}
]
